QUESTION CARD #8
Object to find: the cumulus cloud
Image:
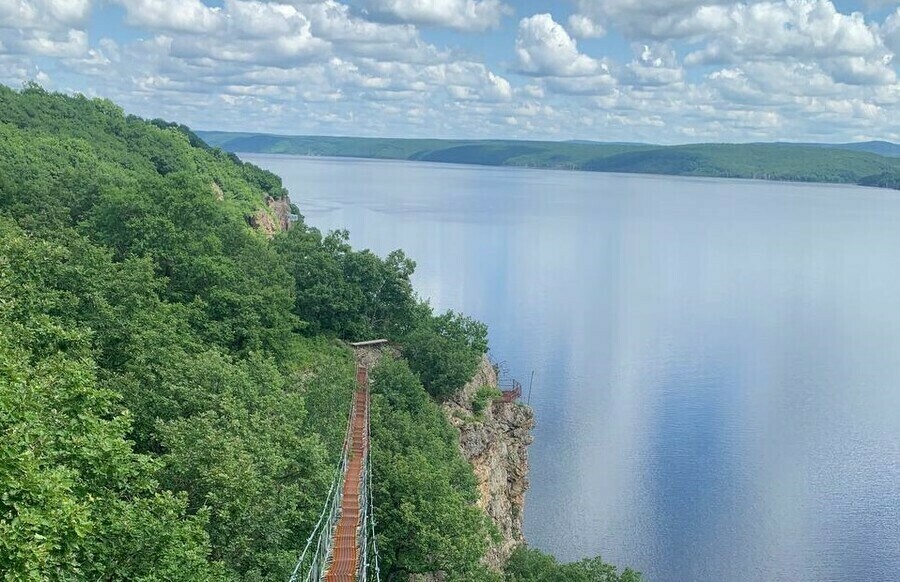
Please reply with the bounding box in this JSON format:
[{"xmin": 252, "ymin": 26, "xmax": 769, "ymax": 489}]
[
  {"xmin": 3, "ymin": 0, "xmax": 518, "ymax": 138},
  {"xmin": 572, "ymin": 0, "xmax": 735, "ymax": 39},
  {"xmin": 679, "ymin": 1, "xmax": 885, "ymax": 63},
  {"xmin": 362, "ymin": 0, "xmax": 512, "ymax": 32},
  {"xmin": 516, "ymin": 14, "xmax": 604, "ymax": 76},
  {"xmin": 567, "ymin": 14, "xmax": 605, "ymax": 38},
  {"xmin": 575, "ymin": 0, "xmax": 890, "ymax": 70},
  {"xmin": 884, "ymin": 8, "xmax": 900, "ymax": 53},
  {"xmin": 113, "ymin": 0, "xmax": 222, "ymax": 34},
  {"xmin": 0, "ymin": 0, "xmax": 91, "ymax": 30},
  {"xmin": 823, "ymin": 54, "xmax": 896, "ymax": 85},
  {"xmin": 21, "ymin": 28, "xmax": 88, "ymax": 57},
  {"xmin": 625, "ymin": 44, "xmax": 684, "ymax": 86},
  {"xmin": 571, "ymin": 0, "xmax": 896, "ymax": 93},
  {"xmin": 0, "ymin": 0, "xmax": 92, "ymax": 59},
  {"xmin": 515, "ymin": 14, "xmax": 616, "ymax": 95}
]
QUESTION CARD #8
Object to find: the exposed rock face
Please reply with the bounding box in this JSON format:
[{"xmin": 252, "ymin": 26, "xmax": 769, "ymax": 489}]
[
  {"xmin": 211, "ymin": 181, "xmax": 225, "ymax": 201},
  {"xmin": 443, "ymin": 355, "xmax": 535, "ymax": 571},
  {"xmin": 354, "ymin": 342, "xmax": 397, "ymax": 368},
  {"xmin": 249, "ymin": 208, "xmax": 277, "ymax": 237},
  {"xmin": 248, "ymin": 195, "xmax": 295, "ymax": 238},
  {"xmin": 267, "ymin": 196, "xmax": 294, "ymax": 232}
]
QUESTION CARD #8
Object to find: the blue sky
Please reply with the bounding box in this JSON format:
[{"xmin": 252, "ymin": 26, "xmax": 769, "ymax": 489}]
[{"xmin": 1, "ymin": 0, "xmax": 899, "ymax": 143}]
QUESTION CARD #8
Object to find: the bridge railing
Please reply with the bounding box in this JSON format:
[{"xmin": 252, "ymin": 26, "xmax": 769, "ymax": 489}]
[
  {"xmin": 289, "ymin": 388, "xmax": 359, "ymax": 582},
  {"xmin": 357, "ymin": 387, "xmax": 370, "ymax": 581}
]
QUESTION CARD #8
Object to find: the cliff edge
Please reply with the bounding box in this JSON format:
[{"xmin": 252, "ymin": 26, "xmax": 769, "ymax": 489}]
[{"xmin": 443, "ymin": 355, "xmax": 535, "ymax": 571}]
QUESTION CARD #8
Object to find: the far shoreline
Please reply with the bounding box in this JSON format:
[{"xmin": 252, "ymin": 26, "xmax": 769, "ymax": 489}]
[{"xmin": 236, "ymin": 150, "xmax": 900, "ymax": 194}]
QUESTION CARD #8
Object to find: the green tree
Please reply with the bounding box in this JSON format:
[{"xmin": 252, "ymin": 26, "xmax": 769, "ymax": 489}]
[
  {"xmin": 504, "ymin": 547, "xmax": 643, "ymax": 582},
  {"xmin": 402, "ymin": 310, "xmax": 488, "ymax": 399},
  {"xmin": 0, "ymin": 224, "xmax": 222, "ymax": 581},
  {"xmin": 370, "ymin": 357, "xmax": 493, "ymax": 580}
]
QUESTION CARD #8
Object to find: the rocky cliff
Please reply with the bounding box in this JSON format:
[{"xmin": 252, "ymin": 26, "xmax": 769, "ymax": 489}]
[
  {"xmin": 443, "ymin": 355, "xmax": 535, "ymax": 571},
  {"xmin": 249, "ymin": 195, "xmax": 295, "ymax": 237}
]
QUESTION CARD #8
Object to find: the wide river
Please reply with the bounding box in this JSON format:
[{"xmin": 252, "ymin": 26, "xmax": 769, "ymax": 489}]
[{"xmin": 244, "ymin": 154, "xmax": 900, "ymax": 582}]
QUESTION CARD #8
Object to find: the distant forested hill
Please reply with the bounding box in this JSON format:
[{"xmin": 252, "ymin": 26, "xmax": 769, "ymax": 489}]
[
  {"xmin": 795, "ymin": 140, "xmax": 900, "ymax": 157},
  {"xmin": 199, "ymin": 131, "xmax": 900, "ymax": 190}
]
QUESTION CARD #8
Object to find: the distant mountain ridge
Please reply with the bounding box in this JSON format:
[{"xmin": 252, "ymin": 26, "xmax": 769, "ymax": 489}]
[
  {"xmin": 197, "ymin": 131, "xmax": 900, "ymax": 190},
  {"xmin": 785, "ymin": 140, "xmax": 900, "ymax": 158}
]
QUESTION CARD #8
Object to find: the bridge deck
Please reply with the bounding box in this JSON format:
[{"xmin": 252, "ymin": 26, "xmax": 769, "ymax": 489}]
[{"xmin": 324, "ymin": 366, "xmax": 369, "ymax": 582}]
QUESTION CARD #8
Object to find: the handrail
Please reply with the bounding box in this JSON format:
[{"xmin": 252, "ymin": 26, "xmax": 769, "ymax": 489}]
[
  {"xmin": 288, "ymin": 384, "xmax": 359, "ymax": 582},
  {"xmin": 366, "ymin": 385, "xmax": 382, "ymax": 582},
  {"xmin": 498, "ymin": 378, "xmax": 522, "ymax": 402}
]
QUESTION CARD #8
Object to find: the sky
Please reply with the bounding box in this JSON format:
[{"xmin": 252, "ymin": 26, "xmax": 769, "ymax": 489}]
[{"xmin": 1, "ymin": 0, "xmax": 900, "ymax": 143}]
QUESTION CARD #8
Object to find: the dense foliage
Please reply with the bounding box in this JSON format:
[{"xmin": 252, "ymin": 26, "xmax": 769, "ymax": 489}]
[
  {"xmin": 0, "ymin": 84, "xmax": 489, "ymax": 580},
  {"xmin": 369, "ymin": 357, "xmax": 498, "ymax": 580},
  {"xmin": 201, "ymin": 132, "xmax": 900, "ymax": 190},
  {"xmin": 505, "ymin": 547, "xmax": 643, "ymax": 582},
  {"xmin": 0, "ymin": 222, "xmax": 222, "ymax": 581},
  {"xmin": 402, "ymin": 310, "xmax": 488, "ymax": 400}
]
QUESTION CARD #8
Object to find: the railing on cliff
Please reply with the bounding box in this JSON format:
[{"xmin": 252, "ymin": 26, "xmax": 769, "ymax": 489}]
[{"xmin": 498, "ymin": 378, "xmax": 522, "ymax": 403}]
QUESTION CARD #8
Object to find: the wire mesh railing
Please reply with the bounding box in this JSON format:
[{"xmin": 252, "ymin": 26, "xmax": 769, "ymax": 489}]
[{"xmin": 288, "ymin": 389, "xmax": 358, "ymax": 582}]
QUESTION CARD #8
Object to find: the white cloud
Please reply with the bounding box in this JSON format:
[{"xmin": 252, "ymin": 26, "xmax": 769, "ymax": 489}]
[
  {"xmin": 883, "ymin": 8, "xmax": 900, "ymax": 54},
  {"xmin": 22, "ymin": 28, "xmax": 88, "ymax": 57},
  {"xmin": 516, "ymin": 14, "xmax": 604, "ymax": 77},
  {"xmin": 573, "ymin": 0, "xmax": 898, "ymax": 93},
  {"xmin": 679, "ymin": 1, "xmax": 886, "ymax": 63},
  {"xmin": 515, "ymin": 14, "xmax": 616, "ymax": 95},
  {"xmin": 572, "ymin": 0, "xmax": 735, "ymax": 39},
  {"xmin": 113, "ymin": 0, "xmax": 222, "ymax": 34},
  {"xmin": 0, "ymin": 0, "xmax": 91, "ymax": 30},
  {"xmin": 567, "ymin": 14, "xmax": 605, "ymax": 38},
  {"xmin": 574, "ymin": 0, "xmax": 893, "ymax": 82},
  {"xmin": 625, "ymin": 44, "xmax": 684, "ymax": 86},
  {"xmin": 13, "ymin": 0, "xmax": 519, "ymax": 139},
  {"xmin": 823, "ymin": 54, "xmax": 896, "ymax": 85},
  {"xmin": 0, "ymin": 0, "xmax": 92, "ymax": 59},
  {"xmin": 306, "ymin": 1, "xmax": 417, "ymax": 44},
  {"xmin": 1, "ymin": 0, "xmax": 899, "ymax": 143},
  {"xmin": 362, "ymin": 0, "xmax": 511, "ymax": 32}
]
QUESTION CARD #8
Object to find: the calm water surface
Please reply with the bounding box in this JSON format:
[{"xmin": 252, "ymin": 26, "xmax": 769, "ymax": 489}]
[{"xmin": 245, "ymin": 154, "xmax": 900, "ymax": 582}]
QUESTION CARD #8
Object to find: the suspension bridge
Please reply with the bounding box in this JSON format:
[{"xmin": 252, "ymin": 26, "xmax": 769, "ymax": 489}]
[{"xmin": 289, "ymin": 353, "xmax": 382, "ymax": 582}]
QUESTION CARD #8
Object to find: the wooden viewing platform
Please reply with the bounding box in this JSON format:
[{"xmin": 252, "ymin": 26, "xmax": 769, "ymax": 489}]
[{"xmin": 349, "ymin": 339, "xmax": 389, "ymax": 348}]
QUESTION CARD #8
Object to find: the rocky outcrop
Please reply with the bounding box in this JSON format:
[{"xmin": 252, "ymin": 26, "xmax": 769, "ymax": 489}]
[
  {"xmin": 211, "ymin": 181, "xmax": 225, "ymax": 201},
  {"xmin": 248, "ymin": 195, "xmax": 295, "ymax": 238},
  {"xmin": 443, "ymin": 355, "xmax": 535, "ymax": 571},
  {"xmin": 267, "ymin": 196, "xmax": 294, "ymax": 232}
]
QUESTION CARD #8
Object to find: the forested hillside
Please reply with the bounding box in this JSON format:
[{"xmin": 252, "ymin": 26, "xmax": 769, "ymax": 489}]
[
  {"xmin": 0, "ymin": 85, "xmax": 639, "ymax": 581},
  {"xmin": 199, "ymin": 131, "xmax": 900, "ymax": 189}
]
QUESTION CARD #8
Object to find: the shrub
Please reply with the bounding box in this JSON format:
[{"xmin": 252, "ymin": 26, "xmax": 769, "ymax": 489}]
[
  {"xmin": 472, "ymin": 386, "xmax": 502, "ymax": 415},
  {"xmin": 401, "ymin": 310, "xmax": 487, "ymax": 400}
]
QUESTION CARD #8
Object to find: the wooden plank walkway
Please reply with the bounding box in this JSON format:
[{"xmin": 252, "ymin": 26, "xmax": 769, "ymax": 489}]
[{"xmin": 324, "ymin": 365, "xmax": 369, "ymax": 582}]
